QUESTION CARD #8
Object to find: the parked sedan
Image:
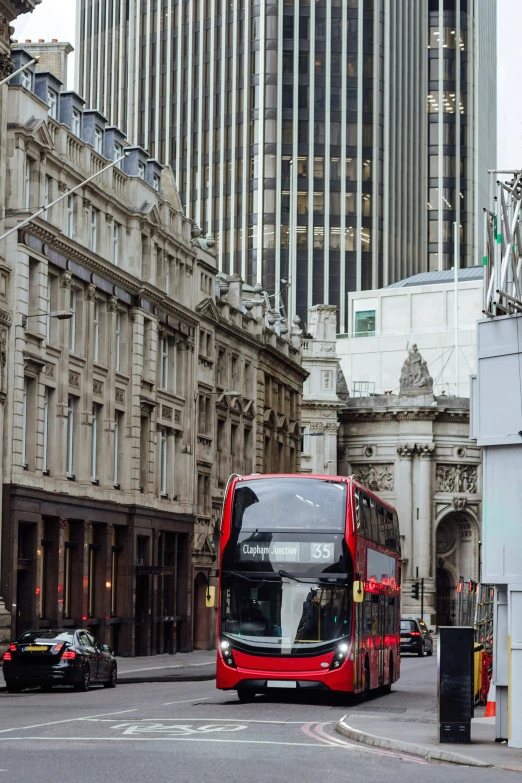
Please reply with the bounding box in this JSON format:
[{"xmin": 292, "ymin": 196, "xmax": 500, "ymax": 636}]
[
  {"xmin": 2, "ymin": 629, "xmax": 117, "ymax": 693},
  {"xmin": 400, "ymin": 618, "xmax": 434, "ymax": 657}
]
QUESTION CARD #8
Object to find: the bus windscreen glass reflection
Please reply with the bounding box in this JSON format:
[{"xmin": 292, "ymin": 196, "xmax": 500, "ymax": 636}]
[
  {"xmin": 221, "ymin": 576, "xmax": 351, "ymax": 654},
  {"xmin": 232, "ymin": 478, "xmax": 347, "ymax": 532}
]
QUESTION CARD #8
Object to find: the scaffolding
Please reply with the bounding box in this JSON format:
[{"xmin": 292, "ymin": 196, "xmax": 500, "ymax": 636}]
[{"xmin": 483, "ymin": 170, "xmax": 522, "ymax": 317}]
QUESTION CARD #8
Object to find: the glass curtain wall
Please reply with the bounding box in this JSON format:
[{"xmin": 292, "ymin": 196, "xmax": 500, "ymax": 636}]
[{"xmin": 427, "ymin": 0, "xmax": 468, "ymax": 271}]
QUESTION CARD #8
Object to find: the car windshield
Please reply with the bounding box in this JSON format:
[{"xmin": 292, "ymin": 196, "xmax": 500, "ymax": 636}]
[
  {"xmin": 221, "ymin": 574, "xmax": 351, "ymax": 654},
  {"xmin": 400, "ymin": 620, "xmax": 417, "ymax": 632},
  {"xmin": 232, "ymin": 478, "xmax": 347, "ymax": 532},
  {"xmin": 17, "ymin": 631, "xmax": 74, "ymax": 643}
]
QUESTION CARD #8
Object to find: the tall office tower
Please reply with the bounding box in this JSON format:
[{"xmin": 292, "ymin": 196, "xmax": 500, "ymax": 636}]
[
  {"xmin": 76, "ymin": 1, "xmax": 425, "ymax": 328},
  {"xmin": 427, "ymin": 0, "xmax": 496, "ymax": 271}
]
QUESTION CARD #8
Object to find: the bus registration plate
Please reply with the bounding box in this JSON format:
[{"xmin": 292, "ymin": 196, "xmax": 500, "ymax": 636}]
[{"xmin": 267, "ymin": 680, "xmax": 297, "ymax": 688}]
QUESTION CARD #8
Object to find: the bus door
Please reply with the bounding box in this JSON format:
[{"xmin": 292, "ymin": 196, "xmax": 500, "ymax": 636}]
[{"xmin": 377, "ymin": 594, "xmax": 386, "ymax": 685}]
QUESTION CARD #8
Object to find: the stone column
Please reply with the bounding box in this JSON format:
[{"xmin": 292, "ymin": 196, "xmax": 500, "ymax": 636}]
[
  {"xmin": 396, "ymin": 445, "xmax": 414, "ymax": 579},
  {"xmin": 78, "ymin": 284, "xmax": 97, "ymax": 485},
  {"xmin": 416, "ymin": 444, "xmax": 435, "ymax": 614}
]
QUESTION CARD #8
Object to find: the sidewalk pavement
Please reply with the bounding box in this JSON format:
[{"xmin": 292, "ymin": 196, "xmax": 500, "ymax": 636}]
[
  {"xmin": 0, "ymin": 649, "xmax": 216, "ymax": 690},
  {"xmin": 336, "ymin": 711, "xmax": 522, "ymax": 771}
]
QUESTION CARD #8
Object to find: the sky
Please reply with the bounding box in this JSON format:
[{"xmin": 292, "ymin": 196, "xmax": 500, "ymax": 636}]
[{"xmin": 12, "ymin": 0, "xmax": 76, "ymax": 89}]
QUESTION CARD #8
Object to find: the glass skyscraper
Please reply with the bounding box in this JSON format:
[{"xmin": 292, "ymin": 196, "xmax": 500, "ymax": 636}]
[{"xmin": 76, "ymin": 0, "xmax": 494, "ymax": 328}]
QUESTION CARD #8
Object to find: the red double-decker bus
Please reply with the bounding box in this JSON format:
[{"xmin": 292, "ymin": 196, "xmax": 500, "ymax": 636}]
[{"xmin": 215, "ymin": 473, "xmax": 401, "ymax": 702}]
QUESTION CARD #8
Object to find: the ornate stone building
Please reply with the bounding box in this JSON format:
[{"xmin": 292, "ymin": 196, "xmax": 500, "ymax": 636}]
[
  {"xmin": 0, "ymin": 42, "xmax": 305, "ymax": 656},
  {"xmin": 338, "ymin": 346, "xmax": 482, "ymax": 627},
  {"xmin": 301, "ymin": 305, "xmax": 346, "ymax": 476},
  {"xmin": 0, "ymin": 0, "xmax": 41, "ymax": 657}
]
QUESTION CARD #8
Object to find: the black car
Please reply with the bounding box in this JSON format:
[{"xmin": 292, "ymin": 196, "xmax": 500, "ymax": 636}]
[
  {"xmin": 400, "ymin": 618, "xmax": 434, "ymax": 657},
  {"xmin": 2, "ymin": 629, "xmax": 117, "ymax": 693}
]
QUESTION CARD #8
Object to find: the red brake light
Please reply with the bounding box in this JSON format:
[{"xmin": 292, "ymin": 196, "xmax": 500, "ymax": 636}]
[
  {"xmin": 410, "ymin": 631, "xmax": 421, "ymax": 637},
  {"xmin": 9, "ymin": 644, "xmax": 16, "ymax": 651},
  {"xmin": 3, "ymin": 651, "xmax": 12, "ymax": 661},
  {"xmin": 62, "ymin": 650, "xmax": 76, "ymax": 659}
]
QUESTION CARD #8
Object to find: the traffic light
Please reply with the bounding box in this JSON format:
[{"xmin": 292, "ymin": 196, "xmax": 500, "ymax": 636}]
[{"xmin": 411, "ymin": 581, "xmax": 420, "ymax": 600}]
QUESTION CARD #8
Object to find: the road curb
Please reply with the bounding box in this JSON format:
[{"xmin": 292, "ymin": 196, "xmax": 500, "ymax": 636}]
[
  {"xmin": 335, "ymin": 717, "xmax": 491, "ymax": 767},
  {"xmin": 0, "ymin": 671, "xmax": 216, "ymax": 692}
]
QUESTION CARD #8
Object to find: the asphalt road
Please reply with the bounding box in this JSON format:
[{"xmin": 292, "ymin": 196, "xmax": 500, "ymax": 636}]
[{"xmin": 0, "ymin": 657, "xmax": 515, "ymax": 783}]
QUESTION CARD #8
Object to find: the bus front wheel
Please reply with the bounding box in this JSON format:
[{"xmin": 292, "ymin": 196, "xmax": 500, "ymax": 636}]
[{"xmin": 237, "ymin": 688, "xmax": 256, "ymax": 704}]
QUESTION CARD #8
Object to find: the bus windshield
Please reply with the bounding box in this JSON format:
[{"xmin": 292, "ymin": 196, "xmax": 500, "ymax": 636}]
[
  {"xmin": 221, "ymin": 574, "xmax": 351, "ymax": 655},
  {"xmin": 232, "ymin": 478, "xmax": 347, "ymax": 532}
]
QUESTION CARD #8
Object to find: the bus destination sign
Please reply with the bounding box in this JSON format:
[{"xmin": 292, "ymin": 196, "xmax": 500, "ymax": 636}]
[{"xmin": 239, "ymin": 541, "xmax": 335, "ymax": 564}]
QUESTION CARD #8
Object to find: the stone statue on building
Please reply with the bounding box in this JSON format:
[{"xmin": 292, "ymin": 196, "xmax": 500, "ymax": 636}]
[
  {"xmin": 399, "ymin": 344, "xmax": 433, "ymax": 396},
  {"xmin": 336, "ymin": 364, "xmax": 350, "ymax": 402}
]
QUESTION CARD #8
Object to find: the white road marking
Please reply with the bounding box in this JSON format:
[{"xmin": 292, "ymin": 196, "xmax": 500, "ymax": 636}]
[
  {"xmin": 111, "ymin": 723, "xmax": 248, "ymax": 736},
  {"xmin": 118, "ymin": 665, "xmax": 183, "ymax": 673},
  {"xmin": 162, "ymin": 697, "xmax": 212, "ymax": 705},
  {"xmin": 85, "ymin": 718, "xmax": 334, "ymax": 724},
  {"xmin": 0, "ymin": 708, "xmax": 138, "ymax": 734},
  {"xmin": 188, "ymin": 663, "xmax": 213, "ymax": 667}
]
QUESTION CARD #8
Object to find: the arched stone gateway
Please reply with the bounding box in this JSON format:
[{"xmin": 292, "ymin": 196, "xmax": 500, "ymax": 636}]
[{"xmin": 435, "ymin": 510, "xmax": 480, "ymax": 627}]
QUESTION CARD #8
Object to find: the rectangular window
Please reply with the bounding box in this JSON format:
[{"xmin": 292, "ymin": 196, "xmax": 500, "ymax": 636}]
[
  {"xmin": 21, "ymin": 68, "xmax": 32, "ymax": 90},
  {"xmin": 72, "ymin": 109, "xmax": 81, "ymax": 136},
  {"xmin": 69, "ymin": 289, "xmax": 76, "ymax": 352},
  {"xmin": 94, "ymin": 127, "xmax": 103, "ymax": 153},
  {"xmin": 160, "ymin": 427, "xmax": 167, "ymax": 496},
  {"xmin": 113, "ymin": 412, "xmax": 121, "ymax": 486},
  {"xmin": 24, "ymin": 158, "xmax": 32, "ymax": 210},
  {"xmin": 93, "ymin": 301, "xmax": 99, "ymax": 362},
  {"xmin": 45, "ymin": 275, "xmax": 52, "ymax": 342},
  {"xmin": 43, "ymin": 387, "xmax": 50, "ymax": 473},
  {"xmin": 115, "ymin": 312, "xmax": 121, "ymax": 371},
  {"xmin": 354, "ymin": 309, "xmax": 376, "ymax": 337},
  {"xmin": 153, "ymin": 174, "xmax": 161, "ymax": 193},
  {"xmin": 138, "ymin": 161, "xmax": 146, "ymax": 179},
  {"xmin": 47, "ymin": 88, "xmax": 58, "ymax": 119},
  {"xmin": 67, "ymin": 195, "xmax": 74, "ymax": 238},
  {"xmin": 91, "ymin": 403, "xmax": 99, "ymax": 482},
  {"xmin": 91, "ymin": 209, "xmax": 97, "ymax": 251},
  {"xmin": 114, "ymin": 141, "xmax": 123, "ymax": 168},
  {"xmin": 161, "ymin": 336, "xmax": 168, "ymax": 389},
  {"xmin": 113, "ymin": 223, "xmax": 120, "ymax": 265},
  {"xmin": 66, "ymin": 396, "xmax": 75, "ymax": 477},
  {"xmin": 22, "ymin": 378, "xmax": 28, "ymax": 468}
]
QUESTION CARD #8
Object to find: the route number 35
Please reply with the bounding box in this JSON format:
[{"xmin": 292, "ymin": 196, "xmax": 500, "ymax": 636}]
[{"xmin": 311, "ymin": 543, "xmax": 334, "ymax": 560}]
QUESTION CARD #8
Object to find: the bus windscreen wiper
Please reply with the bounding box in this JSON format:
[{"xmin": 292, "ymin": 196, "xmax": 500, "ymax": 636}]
[
  {"xmin": 278, "ymin": 569, "xmax": 310, "ymax": 583},
  {"xmin": 229, "ymin": 570, "xmax": 268, "ymax": 583}
]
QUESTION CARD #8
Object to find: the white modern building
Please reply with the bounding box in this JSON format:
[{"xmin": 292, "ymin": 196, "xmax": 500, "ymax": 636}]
[{"xmin": 337, "ymin": 267, "xmax": 484, "ymax": 399}]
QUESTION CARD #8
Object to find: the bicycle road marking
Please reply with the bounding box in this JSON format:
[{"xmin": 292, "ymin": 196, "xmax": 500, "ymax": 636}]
[{"xmin": 111, "ymin": 722, "xmax": 248, "ymax": 736}]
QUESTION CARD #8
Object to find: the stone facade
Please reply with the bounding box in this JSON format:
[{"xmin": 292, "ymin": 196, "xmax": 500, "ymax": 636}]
[
  {"xmin": 0, "ymin": 43, "xmax": 306, "ymax": 655},
  {"xmin": 301, "ymin": 305, "xmax": 345, "ymax": 476},
  {"xmin": 0, "ymin": 0, "xmax": 41, "ymax": 657},
  {"xmin": 338, "ymin": 347, "xmax": 482, "ymax": 627}
]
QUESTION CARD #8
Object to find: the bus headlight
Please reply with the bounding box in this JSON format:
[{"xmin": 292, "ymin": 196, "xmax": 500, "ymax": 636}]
[
  {"xmin": 330, "ymin": 642, "xmax": 350, "ymax": 671},
  {"xmin": 220, "ymin": 640, "xmax": 230, "ymax": 651}
]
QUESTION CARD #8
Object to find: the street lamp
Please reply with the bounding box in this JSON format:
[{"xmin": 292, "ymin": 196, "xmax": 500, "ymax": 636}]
[
  {"xmin": 22, "ymin": 310, "xmax": 74, "ymax": 328},
  {"xmin": 0, "ymin": 57, "xmax": 39, "ymax": 88}
]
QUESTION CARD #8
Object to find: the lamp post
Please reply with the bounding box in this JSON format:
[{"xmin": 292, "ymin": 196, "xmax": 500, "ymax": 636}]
[
  {"xmin": 21, "ymin": 310, "xmax": 73, "ymax": 329},
  {"xmin": 0, "ymin": 57, "xmax": 39, "ymax": 88}
]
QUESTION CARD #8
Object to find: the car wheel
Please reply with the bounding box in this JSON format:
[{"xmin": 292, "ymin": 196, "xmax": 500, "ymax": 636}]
[
  {"xmin": 237, "ymin": 688, "xmax": 256, "ymax": 703},
  {"xmin": 6, "ymin": 682, "xmax": 22, "ymax": 694},
  {"xmin": 74, "ymin": 667, "xmax": 91, "ymax": 692},
  {"xmin": 103, "ymin": 666, "xmax": 117, "ymax": 689},
  {"xmin": 427, "ymin": 643, "xmax": 434, "ymax": 657},
  {"xmin": 418, "ymin": 644, "xmax": 426, "ymax": 658}
]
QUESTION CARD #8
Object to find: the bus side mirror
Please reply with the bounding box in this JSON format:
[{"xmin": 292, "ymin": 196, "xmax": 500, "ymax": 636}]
[
  {"xmin": 353, "ymin": 581, "xmax": 364, "ymax": 603},
  {"xmin": 206, "ymin": 586, "xmax": 216, "ymax": 608}
]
